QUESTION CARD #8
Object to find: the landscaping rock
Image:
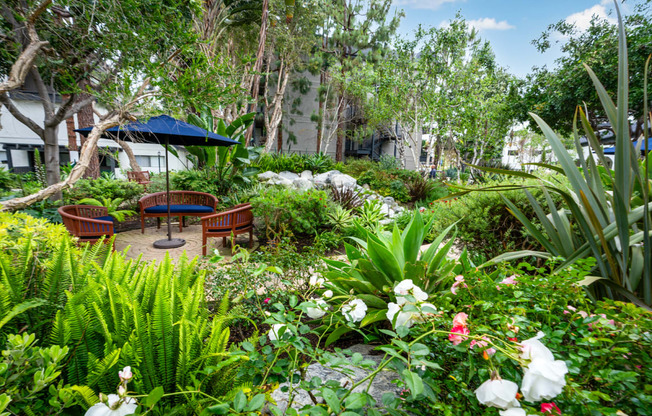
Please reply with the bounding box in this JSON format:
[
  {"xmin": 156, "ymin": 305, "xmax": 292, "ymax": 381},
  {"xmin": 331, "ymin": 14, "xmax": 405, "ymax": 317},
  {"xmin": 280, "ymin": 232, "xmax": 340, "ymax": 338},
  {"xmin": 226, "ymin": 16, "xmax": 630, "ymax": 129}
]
[
  {"xmin": 269, "ymin": 177, "xmax": 294, "ymax": 187},
  {"xmin": 330, "ymin": 173, "xmax": 357, "ymax": 190},
  {"xmin": 300, "ymin": 170, "xmax": 314, "ymax": 180},
  {"xmin": 380, "ymin": 203, "xmax": 392, "ymax": 216},
  {"xmin": 279, "ymin": 171, "xmax": 300, "ymax": 181},
  {"xmin": 362, "ymin": 184, "xmax": 371, "ymax": 190},
  {"xmin": 258, "ymin": 171, "xmax": 279, "ymax": 181},
  {"xmin": 383, "ymin": 196, "xmax": 396, "ymax": 207},
  {"xmin": 270, "ymin": 344, "xmax": 399, "ymax": 412},
  {"xmin": 313, "ymin": 170, "xmax": 341, "ymax": 187},
  {"xmin": 293, "ymin": 178, "xmax": 313, "ymax": 191}
]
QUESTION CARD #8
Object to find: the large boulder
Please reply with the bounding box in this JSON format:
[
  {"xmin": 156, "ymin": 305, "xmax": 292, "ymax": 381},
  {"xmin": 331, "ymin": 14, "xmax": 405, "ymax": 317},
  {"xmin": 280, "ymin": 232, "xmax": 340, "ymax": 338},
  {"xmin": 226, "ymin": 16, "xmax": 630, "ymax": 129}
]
[
  {"xmin": 279, "ymin": 171, "xmax": 300, "ymax": 181},
  {"xmin": 330, "ymin": 173, "xmax": 357, "ymax": 190},
  {"xmin": 293, "ymin": 178, "xmax": 313, "ymax": 191},
  {"xmin": 268, "ymin": 177, "xmax": 294, "ymax": 187},
  {"xmin": 300, "ymin": 170, "xmax": 314, "ymax": 180},
  {"xmin": 313, "ymin": 170, "xmax": 342, "ymax": 187},
  {"xmin": 258, "ymin": 171, "xmax": 279, "ymax": 181}
]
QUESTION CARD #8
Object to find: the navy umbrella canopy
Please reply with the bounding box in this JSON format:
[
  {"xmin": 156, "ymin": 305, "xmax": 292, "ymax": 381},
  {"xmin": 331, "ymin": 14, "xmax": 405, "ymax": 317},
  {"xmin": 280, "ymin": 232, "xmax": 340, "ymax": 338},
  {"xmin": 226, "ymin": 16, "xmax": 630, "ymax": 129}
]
[{"xmin": 75, "ymin": 115, "xmax": 239, "ymax": 249}]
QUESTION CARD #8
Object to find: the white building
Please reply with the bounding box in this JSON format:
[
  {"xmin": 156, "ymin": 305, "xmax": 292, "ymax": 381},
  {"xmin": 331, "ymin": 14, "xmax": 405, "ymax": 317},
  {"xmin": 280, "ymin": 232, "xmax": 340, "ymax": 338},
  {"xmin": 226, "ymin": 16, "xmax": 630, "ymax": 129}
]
[{"xmin": 0, "ymin": 90, "xmax": 190, "ymax": 178}]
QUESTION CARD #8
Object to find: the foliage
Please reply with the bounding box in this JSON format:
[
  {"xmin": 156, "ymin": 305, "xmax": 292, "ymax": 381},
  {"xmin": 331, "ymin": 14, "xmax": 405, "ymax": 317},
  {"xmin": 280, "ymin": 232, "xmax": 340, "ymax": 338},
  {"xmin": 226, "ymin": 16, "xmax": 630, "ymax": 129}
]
[
  {"xmin": 329, "ymin": 184, "xmax": 364, "ymax": 210},
  {"xmin": 0, "ymin": 333, "xmax": 96, "ymax": 415},
  {"xmin": 65, "ymin": 178, "xmax": 144, "ymax": 207},
  {"xmin": 318, "ymin": 211, "xmax": 457, "ymax": 344},
  {"xmin": 0, "ymin": 211, "xmax": 71, "ymax": 253},
  {"xmin": 0, "ymin": 168, "xmax": 16, "ymax": 193},
  {"xmin": 50, "ymin": 251, "xmax": 249, "ymax": 410},
  {"xmin": 19, "ymin": 200, "xmax": 62, "ymax": 223},
  {"xmin": 182, "ymin": 111, "xmax": 260, "ymax": 195},
  {"xmin": 524, "ymin": 1, "xmax": 652, "ymax": 136},
  {"xmin": 396, "ymin": 260, "xmax": 652, "ymax": 415},
  {"xmin": 251, "ymin": 187, "xmax": 336, "ymax": 239},
  {"xmin": 339, "ymin": 158, "xmax": 377, "ymax": 178},
  {"xmin": 405, "ymin": 175, "xmax": 439, "ymax": 203},
  {"xmin": 253, "ymin": 152, "xmax": 336, "ymax": 174},
  {"xmin": 77, "ymin": 197, "xmax": 137, "ymax": 222},
  {"xmin": 357, "ymin": 168, "xmax": 417, "ymax": 203},
  {"xmin": 327, "ymin": 205, "xmax": 354, "ymax": 232},
  {"xmin": 429, "ymin": 178, "xmax": 564, "ymax": 259},
  {"xmin": 481, "ymin": 10, "xmax": 652, "ymax": 307}
]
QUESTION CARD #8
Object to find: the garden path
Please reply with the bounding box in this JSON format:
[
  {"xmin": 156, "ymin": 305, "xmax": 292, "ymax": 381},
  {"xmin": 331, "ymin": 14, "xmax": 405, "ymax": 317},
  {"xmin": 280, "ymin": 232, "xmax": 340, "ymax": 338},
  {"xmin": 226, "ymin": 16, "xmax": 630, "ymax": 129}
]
[{"xmin": 114, "ymin": 223, "xmax": 259, "ymax": 263}]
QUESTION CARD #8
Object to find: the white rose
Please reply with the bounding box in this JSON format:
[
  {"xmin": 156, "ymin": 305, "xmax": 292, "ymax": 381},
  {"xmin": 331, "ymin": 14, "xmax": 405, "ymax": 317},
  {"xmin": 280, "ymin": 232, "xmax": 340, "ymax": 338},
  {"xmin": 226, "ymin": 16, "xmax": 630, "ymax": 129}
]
[
  {"xmin": 474, "ymin": 379, "xmax": 520, "ymax": 409},
  {"xmin": 306, "ymin": 299, "xmax": 328, "ymax": 319},
  {"xmin": 342, "ymin": 298, "xmax": 367, "ymax": 323},
  {"xmin": 520, "ymin": 357, "xmax": 568, "ymax": 402},
  {"xmin": 323, "ymin": 290, "xmax": 333, "ymax": 298},
  {"xmin": 85, "ymin": 395, "xmax": 137, "ymax": 416},
  {"xmin": 519, "ymin": 331, "xmax": 554, "ymax": 362},
  {"xmin": 500, "ymin": 408, "xmax": 530, "ymax": 416},
  {"xmin": 386, "ymin": 302, "xmax": 418, "ymax": 329},
  {"xmin": 309, "ymin": 274, "xmax": 325, "ymax": 287},
  {"xmin": 268, "ymin": 324, "xmax": 287, "ymax": 341},
  {"xmin": 394, "ymin": 279, "xmax": 428, "ymax": 303}
]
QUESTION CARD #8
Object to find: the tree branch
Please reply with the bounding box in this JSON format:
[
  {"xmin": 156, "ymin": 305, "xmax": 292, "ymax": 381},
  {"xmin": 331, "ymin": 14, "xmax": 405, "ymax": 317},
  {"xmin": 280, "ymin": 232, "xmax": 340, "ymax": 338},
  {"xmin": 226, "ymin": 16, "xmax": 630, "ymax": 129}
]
[
  {"xmin": 30, "ymin": 67, "xmax": 54, "ymax": 116},
  {"xmin": 49, "ymin": 94, "xmax": 95, "ymax": 127},
  {"xmin": 0, "ymin": 39, "xmax": 49, "ymax": 94},
  {"xmin": 0, "ymin": 93, "xmax": 45, "ymax": 138}
]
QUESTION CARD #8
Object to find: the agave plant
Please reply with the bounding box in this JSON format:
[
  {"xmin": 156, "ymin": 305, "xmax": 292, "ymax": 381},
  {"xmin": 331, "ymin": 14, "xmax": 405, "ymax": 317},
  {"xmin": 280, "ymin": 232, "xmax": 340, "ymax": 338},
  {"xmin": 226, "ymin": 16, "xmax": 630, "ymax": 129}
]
[
  {"xmin": 77, "ymin": 197, "xmax": 137, "ymax": 222},
  {"xmin": 318, "ymin": 211, "xmax": 458, "ymax": 344},
  {"xmin": 465, "ymin": 4, "xmax": 651, "ymax": 308}
]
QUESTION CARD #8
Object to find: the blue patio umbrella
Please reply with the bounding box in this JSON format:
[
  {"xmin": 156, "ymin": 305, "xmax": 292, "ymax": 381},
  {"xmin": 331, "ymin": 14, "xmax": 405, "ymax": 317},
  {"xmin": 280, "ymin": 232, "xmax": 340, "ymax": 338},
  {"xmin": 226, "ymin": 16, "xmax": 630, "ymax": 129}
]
[
  {"xmin": 75, "ymin": 115, "xmax": 239, "ymax": 249},
  {"xmin": 603, "ymin": 137, "xmax": 652, "ymax": 155}
]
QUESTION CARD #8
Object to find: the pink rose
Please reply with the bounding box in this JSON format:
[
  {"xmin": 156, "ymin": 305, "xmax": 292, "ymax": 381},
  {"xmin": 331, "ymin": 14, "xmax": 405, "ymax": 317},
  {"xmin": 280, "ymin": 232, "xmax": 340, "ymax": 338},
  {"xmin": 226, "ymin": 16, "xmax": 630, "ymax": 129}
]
[
  {"xmin": 452, "ymin": 312, "xmax": 468, "ymax": 327},
  {"xmin": 499, "ymin": 275, "xmax": 517, "ymax": 285},
  {"xmin": 449, "ymin": 325, "xmax": 470, "ymax": 345},
  {"xmin": 263, "ymin": 298, "xmax": 271, "ymax": 305},
  {"xmin": 541, "ymin": 402, "xmax": 561, "ymax": 415},
  {"xmin": 451, "ymin": 275, "xmax": 468, "ymax": 295}
]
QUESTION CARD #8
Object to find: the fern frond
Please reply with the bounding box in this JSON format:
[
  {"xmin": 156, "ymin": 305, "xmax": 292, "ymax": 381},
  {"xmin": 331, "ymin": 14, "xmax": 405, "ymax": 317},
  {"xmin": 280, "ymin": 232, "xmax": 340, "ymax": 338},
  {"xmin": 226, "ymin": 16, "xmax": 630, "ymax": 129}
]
[{"xmin": 86, "ymin": 348, "xmax": 121, "ymax": 389}]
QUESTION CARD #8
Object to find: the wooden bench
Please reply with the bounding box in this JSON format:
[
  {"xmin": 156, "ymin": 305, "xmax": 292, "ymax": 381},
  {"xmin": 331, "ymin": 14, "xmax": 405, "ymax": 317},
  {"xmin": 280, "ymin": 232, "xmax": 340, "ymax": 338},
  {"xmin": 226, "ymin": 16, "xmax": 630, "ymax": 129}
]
[
  {"xmin": 201, "ymin": 203, "xmax": 254, "ymax": 255},
  {"xmin": 127, "ymin": 171, "xmax": 152, "ymax": 188},
  {"xmin": 58, "ymin": 205, "xmax": 114, "ymax": 244},
  {"xmin": 138, "ymin": 191, "xmax": 218, "ymax": 233}
]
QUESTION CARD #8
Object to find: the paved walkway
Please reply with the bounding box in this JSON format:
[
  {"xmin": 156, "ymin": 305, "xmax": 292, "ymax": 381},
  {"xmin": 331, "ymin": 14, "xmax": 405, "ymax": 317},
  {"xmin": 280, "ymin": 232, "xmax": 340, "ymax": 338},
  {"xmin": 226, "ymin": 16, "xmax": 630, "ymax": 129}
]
[{"xmin": 114, "ymin": 223, "xmax": 259, "ymax": 263}]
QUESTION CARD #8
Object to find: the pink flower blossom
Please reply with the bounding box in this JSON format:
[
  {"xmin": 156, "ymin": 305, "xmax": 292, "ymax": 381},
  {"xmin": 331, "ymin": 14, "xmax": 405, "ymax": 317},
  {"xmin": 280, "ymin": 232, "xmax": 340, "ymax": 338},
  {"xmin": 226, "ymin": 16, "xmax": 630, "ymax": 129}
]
[
  {"xmin": 541, "ymin": 402, "xmax": 561, "ymax": 415},
  {"xmin": 470, "ymin": 337, "xmax": 489, "ymax": 350},
  {"xmin": 485, "ymin": 348, "xmax": 496, "ymax": 357},
  {"xmin": 263, "ymin": 298, "xmax": 271, "ymax": 305},
  {"xmin": 500, "ymin": 275, "xmax": 517, "ymax": 285},
  {"xmin": 577, "ymin": 311, "xmax": 588, "ymax": 318},
  {"xmin": 451, "ymin": 275, "xmax": 468, "ymax": 295},
  {"xmin": 449, "ymin": 325, "xmax": 470, "ymax": 345},
  {"xmin": 118, "ymin": 366, "xmax": 132, "ymax": 382},
  {"xmin": 452, "ymin": 312, "xmax": 468, "ymax": 327},
  {"xmin": 566, "ymin": 305, "xmax": 577, "ymax": 312}
]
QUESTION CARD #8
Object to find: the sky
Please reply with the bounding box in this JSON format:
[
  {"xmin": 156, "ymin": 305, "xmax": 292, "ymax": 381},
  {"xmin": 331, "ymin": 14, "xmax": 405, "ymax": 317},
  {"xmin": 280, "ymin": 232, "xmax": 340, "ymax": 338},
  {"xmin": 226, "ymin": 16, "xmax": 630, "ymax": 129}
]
[{"xmin": 391, "ymin": 0, "xmax": 629, "ymax": 78}]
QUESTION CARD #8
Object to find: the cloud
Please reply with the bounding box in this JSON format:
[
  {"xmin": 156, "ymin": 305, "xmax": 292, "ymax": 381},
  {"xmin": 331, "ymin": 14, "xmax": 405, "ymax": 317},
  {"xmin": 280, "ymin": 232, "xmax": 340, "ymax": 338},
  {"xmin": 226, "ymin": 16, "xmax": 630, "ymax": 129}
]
[
  {"xmin": 467, "ymin": 17, "xmax": 515, "ymax": 31},
  {"xmin": 565, "ymin": 2, "xmax": 616, "ymax": 32},
  {"xmin": 394, "ymin": 0, "xmax": 465, "ymax": 11}
]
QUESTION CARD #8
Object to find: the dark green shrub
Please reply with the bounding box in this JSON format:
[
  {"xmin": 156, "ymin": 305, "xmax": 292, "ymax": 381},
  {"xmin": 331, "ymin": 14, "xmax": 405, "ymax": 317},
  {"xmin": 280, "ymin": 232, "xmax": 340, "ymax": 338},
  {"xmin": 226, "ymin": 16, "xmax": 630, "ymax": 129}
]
[
  {"xmin": 0, "ymin": 167, "xmax": 16, "ymax": 191},
  {"xmin": 66, "ymin": 178, "xmax": 144, "ymax": 206},
  {"xmin": 251, "ymin": 187, "xmax": 336, "ymax": 239},
  {"xmin": 253, "ymin": 153, "xmax": 335, "ymax": 174},
  {"xmin": 358, "ymin": 170, "xmax": 410, "ymax": 202},
  {"xmin": 340, "ymin": 158, "xmax": 377, "ymax": 178}
]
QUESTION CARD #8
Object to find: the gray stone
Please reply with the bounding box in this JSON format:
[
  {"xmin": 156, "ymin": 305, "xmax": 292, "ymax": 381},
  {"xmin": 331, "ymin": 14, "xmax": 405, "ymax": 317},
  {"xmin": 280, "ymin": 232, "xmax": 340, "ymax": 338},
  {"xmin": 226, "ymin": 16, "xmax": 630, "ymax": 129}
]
[
  {"xmin": 300, "ymin": 170, "xmax": 314, "ymax": 180},
  {"xmin": 269, "ymin": 178, "xmax": 294, "ymax": 187},
  {"xmin": 380, "ymin": 203, "xmax": 392, "ymax": 217},
  {"xmin": 258, "ymin": 171, "xmax": 279, "ymax": 181},
  {"xmin": 293, "ymin": 178, "xmax": 313, "ymax": 190},
  {"xmin": 270, "ymin": 344, "xmax": 399, "ymax": 412},
  {"xmin": 383, "ymin": 196, "xmax": 396, "ymax": 207},
  {"xmin": 362, "ymin": 184, "xmax": 371, "ymax": 190},
  {"xmin": 279, "ymin": 171, "xmax": 300, "ymax": 181},
  {"xmin": 330, "ymin": 173, "xmax": 357, "ymax": 190},
  {"xmin": 313, "ymin": 170, "xmax": 342, "ymax": 187}
]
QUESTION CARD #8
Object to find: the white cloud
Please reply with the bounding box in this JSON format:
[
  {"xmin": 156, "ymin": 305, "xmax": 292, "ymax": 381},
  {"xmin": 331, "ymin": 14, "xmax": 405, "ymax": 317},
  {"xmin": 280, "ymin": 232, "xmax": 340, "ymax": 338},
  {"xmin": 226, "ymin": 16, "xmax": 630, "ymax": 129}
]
[
  {"xmin": 394, "ymin": 0, "xmax": 465, "ymax": 11},
  {"xmin": 467, "ymin": 17, "xmax": 515, "ymax": 31},
  {"xmin": 565, "ymin": 3, "xmax": 616, "ymax": 32}
]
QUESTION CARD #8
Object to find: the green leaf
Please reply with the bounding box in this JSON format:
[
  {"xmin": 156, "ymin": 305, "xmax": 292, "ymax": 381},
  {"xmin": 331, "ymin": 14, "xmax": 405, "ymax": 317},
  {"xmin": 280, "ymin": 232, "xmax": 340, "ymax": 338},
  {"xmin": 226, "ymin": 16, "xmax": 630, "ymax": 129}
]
[
  {"xmin": 142, "ymin": 386, "xmax": 164, "ymax": 407},
  {"xmin": 367, "ymin": 239, "xmax": 402, "ymax": 283},
  {"xmin": 321, "ymin": 388, "xmax": 340, "ymax": 413},
  {"xmin": 344, "ymin": 393, "xmax": 367, "ymax": 410},
  {"xmin": 401, "ymin": 369, "xmax": 424, "ymax": 399},
  {"xmin": 246, "ymin": 394, "xmax": 266, "ymax": 411},
  {"xmin": 325, "ymin": 325, "xmax": 353, "ymax": 347},
  {"xmin": 233, "ymin": 391, "xmax": 246, "ymax": 412}
]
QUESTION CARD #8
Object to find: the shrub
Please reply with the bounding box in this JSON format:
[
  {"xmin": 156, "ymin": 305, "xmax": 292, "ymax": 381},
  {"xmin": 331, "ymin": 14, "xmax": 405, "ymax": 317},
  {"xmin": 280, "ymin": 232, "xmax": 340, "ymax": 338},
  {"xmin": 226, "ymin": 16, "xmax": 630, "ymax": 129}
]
[
  {"xmin": 329, "ymin": 185, "xmax": 363, "ymax": 210},
  {"xmin": 66, "ymin": 177, "xmax": 144, "ymax": 206},
  {"xmin": 0, "ymin": 167, "xmax": 16, "ymax": 192},
  {"xmin": 0, "ymin": 211, "xmax": 71, "ymax": 253},
  {"xmin": 340, "ymin": 158, "xmax": 377, "ymax": 178},
  {"xmin": 251, "ymin": 187, "xmax": 336, "ymax": 239},
  {"xmin": 253, "ymin": 153, "xmax": 335, "ymax": 174}
]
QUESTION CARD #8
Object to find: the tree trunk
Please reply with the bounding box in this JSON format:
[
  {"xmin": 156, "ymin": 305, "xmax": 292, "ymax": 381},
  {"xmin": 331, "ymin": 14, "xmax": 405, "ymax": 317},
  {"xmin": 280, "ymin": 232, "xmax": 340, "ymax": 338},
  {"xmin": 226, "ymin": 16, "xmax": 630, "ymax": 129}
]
[
  {"xmin": 335, "ymin": 95, "xmax": 345, "ymax": 162},
  {"xmin": 244, "ymin": 0, "xmax": 269, "ymax": 145},
  {"xmin": 115, "ymin": 138, "xmax": 142, "ymax": 171},
  {"xmin": 77, "ymin": 95, "xmax": 100, "ymax": 178},
  {"xmin": 43, "ymin": 127, "xmax": 62, "ymax": 200},
  {"xmin": 316, "ymin": 71, "xmax": 325, "ymax": 153},
  {"xmin": 263, "ymin": 58, "xmax": 290, "ymax": 153}
]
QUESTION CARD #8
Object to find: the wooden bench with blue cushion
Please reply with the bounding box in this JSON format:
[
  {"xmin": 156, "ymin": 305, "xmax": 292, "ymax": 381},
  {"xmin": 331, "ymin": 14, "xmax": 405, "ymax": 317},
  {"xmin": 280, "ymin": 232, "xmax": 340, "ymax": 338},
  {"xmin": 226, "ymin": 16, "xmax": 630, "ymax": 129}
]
[
  {"xmin": 59, "ymin": 205, "xmax": 114, "ymax": 244},
  {"xmin": 201, "ymin": 203, "xmax": 254, "ymax": 255},
  {"xmin": 138, "ymin": 191, "xmax": 219, "ymax": 233}
]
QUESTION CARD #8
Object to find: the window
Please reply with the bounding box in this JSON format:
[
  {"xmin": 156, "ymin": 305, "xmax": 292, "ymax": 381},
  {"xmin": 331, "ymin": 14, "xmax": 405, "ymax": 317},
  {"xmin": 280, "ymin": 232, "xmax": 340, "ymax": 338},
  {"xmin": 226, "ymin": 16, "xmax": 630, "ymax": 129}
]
[{"xmin": 135, "ymin": 156, "xmax": 164, "ymax": 168}]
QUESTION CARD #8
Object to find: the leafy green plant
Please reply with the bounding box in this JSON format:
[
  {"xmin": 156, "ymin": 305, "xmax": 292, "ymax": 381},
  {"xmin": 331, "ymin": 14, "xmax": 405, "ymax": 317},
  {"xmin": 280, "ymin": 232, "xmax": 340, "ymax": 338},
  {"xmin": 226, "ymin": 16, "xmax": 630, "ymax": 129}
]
[
  {"xmin": 329, "ymin": 184, "xmax": 363, "ymax": 210},
  {"xmin": 0, "ymin": 333, "xmax": 97, "ymax": 415},
  {"xmin": 0, "ymin": 168, "xmax": 16, "ymax": 192},
  {"xmin": 65, "ymin": 178, "xmax": 143, "ymax": 206},
  {"xmin": 318, "ymin": 211, "xmax": 457, "ymax": 344},
  {"xmin": 253, "ymin": 152, "xmax": 335, "ymax": 174},
  {"xmin": 327, "ymin": 205, "xmax": 354, "ymax": 231},
  {"xmin": 51, "ymin": 252, "xmax": 249, "ymax": 406},
  {"xmin": 77, "ymin": 197, "xmax": 137, "ymax": 222},
  {"xmin": 352, "ymin": 199, "xmax": 385, "ymax": 235},
  {"xmin": 251, "ymin": 187, "xmax": 336, "ymax": 240},
  {"xmin": 475, "ymin": 8, "xmax": 651, "ymax": 307},
  {"xmin": 406, "ymin": 175, "xmax": 437, "ymax": 203}
]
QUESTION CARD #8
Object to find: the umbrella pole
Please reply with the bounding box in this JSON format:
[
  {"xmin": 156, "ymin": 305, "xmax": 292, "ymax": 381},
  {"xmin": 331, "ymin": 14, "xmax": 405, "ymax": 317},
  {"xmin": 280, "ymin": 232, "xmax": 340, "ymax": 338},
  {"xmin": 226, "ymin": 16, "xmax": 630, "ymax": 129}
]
[{"xmin": 153, "ymin": 137, "xmax": 185, "ymax": 249}]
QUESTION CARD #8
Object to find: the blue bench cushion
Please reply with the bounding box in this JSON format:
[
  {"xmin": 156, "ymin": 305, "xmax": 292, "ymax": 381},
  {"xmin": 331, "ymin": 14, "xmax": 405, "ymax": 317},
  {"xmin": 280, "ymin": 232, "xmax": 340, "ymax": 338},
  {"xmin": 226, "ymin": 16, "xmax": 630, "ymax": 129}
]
[
  {"xmin": 93, "ymin": 215, "xmax": 114, "ymax": 222},
  {"xmin": 144, "ymin": 204, "xmax": 214, "ymax": 214},
  {"xmin": 208, "ymin": 224, "xmax": 251, "ymax": 233}
]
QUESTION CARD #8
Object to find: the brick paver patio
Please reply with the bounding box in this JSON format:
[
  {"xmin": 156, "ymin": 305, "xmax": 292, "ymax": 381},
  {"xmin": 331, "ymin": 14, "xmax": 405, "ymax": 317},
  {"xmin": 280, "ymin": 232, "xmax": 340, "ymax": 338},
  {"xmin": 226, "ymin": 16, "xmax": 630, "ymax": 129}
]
[{"xmin": 114, "ymin": 223, "xmax": 258, "ymax": 263}]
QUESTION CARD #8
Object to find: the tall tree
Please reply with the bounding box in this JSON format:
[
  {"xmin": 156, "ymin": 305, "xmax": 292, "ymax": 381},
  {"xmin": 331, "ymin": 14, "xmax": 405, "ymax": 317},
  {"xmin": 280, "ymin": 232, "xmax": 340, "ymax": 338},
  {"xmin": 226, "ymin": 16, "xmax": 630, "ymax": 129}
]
[
  {"xmin": 522, "ymin": 1, "xmax": 652, "ymax": 137},
  {"xmin": 319, "ymin": 0, "xmax": 402, "ymax": 161}
]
